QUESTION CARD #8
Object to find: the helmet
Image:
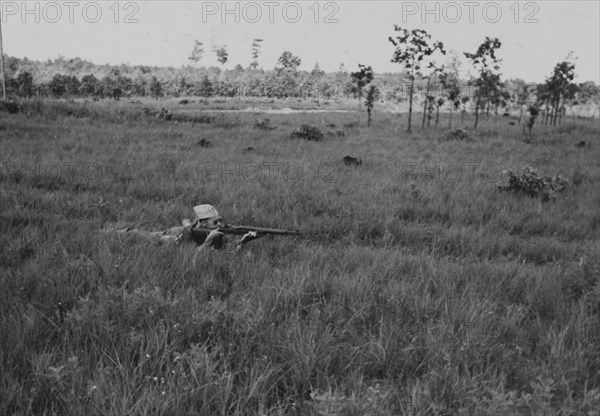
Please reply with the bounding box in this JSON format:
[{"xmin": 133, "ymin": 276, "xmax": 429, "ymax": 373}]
[{"xmin": 193, "ymin": 204, "xmax": 224, "ymax": 228}]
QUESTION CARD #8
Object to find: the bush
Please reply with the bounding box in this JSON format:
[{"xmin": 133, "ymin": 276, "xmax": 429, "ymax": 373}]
[
  {"xmin": 254, "ymin": 117, "xmax": 276, "ymax": 130},
  {"xmin": 327, "ymin": 129, "xmax": 346, "ymax": 138},
  {"xmin": 498, "ymin": 166, "xmax": 568, "ymax": 201},
  {"xmin": 444, "ymin": 128, "xmax": 472, "ymax": 141},
  {"xmin": 0, "ymin": 101, "xmax": 21, "ymax": 113},
  {"xmin": 291, "ymin": 124, "xmax": 324, "ymax": 141}
]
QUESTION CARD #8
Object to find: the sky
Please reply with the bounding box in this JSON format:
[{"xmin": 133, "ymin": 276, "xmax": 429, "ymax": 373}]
[{"xmin": 1, "ymin": 1, "xmax": 599, "ymax": 83}]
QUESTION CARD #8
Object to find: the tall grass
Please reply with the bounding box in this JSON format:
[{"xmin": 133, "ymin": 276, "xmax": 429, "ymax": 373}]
[{"xmin": 1, "ymin": 100, "xmax": 599, "ymax": 415}]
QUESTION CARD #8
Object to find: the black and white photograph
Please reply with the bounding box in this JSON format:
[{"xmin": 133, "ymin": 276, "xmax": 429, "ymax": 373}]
[{"xmin": 1, "ymin": 1, "xmax": 599, "ymax": 414}]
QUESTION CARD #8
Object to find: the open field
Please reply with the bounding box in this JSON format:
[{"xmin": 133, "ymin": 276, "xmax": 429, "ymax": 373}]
[{"xmin": 1, "ymin": 99, "xmax": 599, "ymax": 415}]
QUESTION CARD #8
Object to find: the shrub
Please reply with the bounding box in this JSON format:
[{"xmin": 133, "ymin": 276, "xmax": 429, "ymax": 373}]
[
  {"xmin": 0, "ymin": 101, "xmax": 21, "ymax": 113},
  {"xmin": 327, "ymin": 129, "xmax": 346, "ymax": 138},
  {"xmin": 498, "ymin": 166, "xmax": 568, "ymax": 201},
  {"xmin": 291, "ymin": 124, "xmax": 324, "ymax": 141},
  {"xmin": 444, "ymin": 128, "xmax": 472, "ymax": 141},
  {"xmin": 254, "ymin": 117, "xmax": 276, "ymax": 130}
]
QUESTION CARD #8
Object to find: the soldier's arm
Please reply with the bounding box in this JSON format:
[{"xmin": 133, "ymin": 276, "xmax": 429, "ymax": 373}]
[
  {"xmin": 236, "ymin": 231, "xmax": 263, "ymax": 250},
  {"xmin": 198, "ymin": 229, "xmax": 226, "ymax": 251}
]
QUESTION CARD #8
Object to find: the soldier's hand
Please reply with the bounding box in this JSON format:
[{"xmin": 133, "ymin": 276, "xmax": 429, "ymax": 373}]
[{"xmin": 198, "ymin": 229, "xmax": 226, "ymax": 251}]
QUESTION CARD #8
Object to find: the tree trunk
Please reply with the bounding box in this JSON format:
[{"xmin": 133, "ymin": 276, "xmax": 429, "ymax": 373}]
[
  {"xmin": 367, "ymin": 108, "xmax": 372, "ymax": 127},
  {"xmin": 0, "ymin": 19, "xmax": 6, "ymax": 100},
  {"xmin": 553, "ymin": 95, "xmax": 561, "ymax": 126},
  {"xmin": 358, "ymin": 90, "xmax": 362, "ymax": 112},
  {"xmin": 474, "ymin": 96, "xmax": 480, "ymax": 129},
  {"xmin": 407, "ymin": 73, "xmax": 414, "ymax": 133},
  {"xmin": 494, "ymin": 103, "xmax": 499, "ymax": 125},
  {"xmin": 449, "ymin": 108, "xmax": 453, "ymax": 129},
  {"xmin": 435, "ymin": 106, "xmax": 440, "ymax": 127},
  {"xmin": 558, "ymin": 97, "xmax": 565, "ymax": 126},
  {"xmin": 422, "ymin": 76, "xmax": 430, "ymax": 129},
  {"xmin": 518, "ymin": 106, "xmax": 523, "ymax": 124}
]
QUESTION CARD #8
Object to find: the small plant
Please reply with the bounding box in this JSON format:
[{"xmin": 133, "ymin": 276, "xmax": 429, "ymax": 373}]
[
  {"xmin": 365, "ymin": 85, "xmax": 380, "ymax": 127},
  {"xmin": 498, "ymin": 166, "xmax": 568, "ymax": 201},
  {"xmin": 327, "ymin": 129, "xmax": 346, "ymax": 138},
  {"xmin": 444, "ymin": 128, "xmax": 472, "ymax": 141},
  {"xmin": 0, "ymin": 101, "xmax": 21, "ymax": 113},
  {"xmin": 350, "ymin": 64, "xmax": 374, "ymax": 112},
  {"xmin": 254, "ymin": 117, "xmax": 275, "ymax": 130},
  {"xmin": 291, "ymin": 124, "xmax": 324, "ymax": 141},
  {"xmin": 196, "ymin": 138, "xmax": 212, "ymax": 148}
]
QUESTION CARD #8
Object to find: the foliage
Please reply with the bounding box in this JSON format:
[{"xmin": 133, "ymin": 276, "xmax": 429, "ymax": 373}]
[
  {"xmin": 0, "ymin": 103, "xmax": 598, "ymax": 415},
  {"xmin": 304, "ymin": 63, "xmax": 325, "ymax": 103},
  {"xmin": 498, "ymin": 166, "xmax": 569, "ymax": 201},
  {"xmin": 48, "ymin": 74, "xmax": 67, "ymax": 98},
  {"xmin": 80, "ymin": 74, "xmax": 99, "ymax": 97},
  {"xmin": 149, "ymin": 76, "xmax": 163, "ymax": 99},
  {"xmin": 215, "ymin": 46, "xmax": 229, "ymax": 66},
  {"xmin": 249, "ymin": 39, "xmax": 263, "ymax": 70},
  {"xmin": 444, "ymin": 128, "xmax": 472, "ymax": 141},
  {"xmin": 540, "ymin": 58, "xmax": 578, "ymax": 126},
  {"xmin": 188, "ymin": 40, "xmax": 204, "ymax": 64},
  {"xmin": 349, "ymin": 64, "xmax": 374, "ymax": 111},
  {"xmin": 253, "ymin": 116, "xmax": 275, "ymax": 130},
  {"xmin": 464, "ymin": 37, "xmax": 503, "ymax": 128},
  {"xmin": 440, "ymin": 71, "xmax": 461, "ymax": 110},
  {"xmin": 389, "ymin": 26, "xmax": 445, "ymax": 132},
  {"xmin": 291, "ymin": 124, "xmax": 324, "ymax": 141},
  {"xmin": 275, "ymin": 51, "xmax": 302, "ymax": 74},
  {"xmin": 1, "ymin": 54, "xmax": 596, "ymax": 119},
  {"xmin": 16, "ymin": 71, "xmax": 34, "ymax": 98},
  {"xmin": 365, "ymin": 84, "xmax": 380, "ymax": 126},
  {"xmin": 197, "ymin": 75, "xmax": 214, "ymax": 101}
]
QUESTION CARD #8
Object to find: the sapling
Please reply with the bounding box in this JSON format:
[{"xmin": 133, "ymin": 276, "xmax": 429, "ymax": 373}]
[
  {"xmin": 365, "ymin": 85, "xmax": 380, "ymax": 127},
  {"xmin": 350, "ymin": 64, "xmax": 373, "ymax": 112},
  {"xmin": 389, "ymin": 27, "xmax": 445, "ymax": 133}
]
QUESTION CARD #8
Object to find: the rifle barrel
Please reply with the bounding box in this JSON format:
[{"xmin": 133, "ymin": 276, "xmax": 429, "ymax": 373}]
[
  {"xmin": 192, "ymin": 224, "xmax": 300, "ymax": 236},
  {"xmin": 222, "ymin": 224, "xmax": 301, "ymax": 236}
]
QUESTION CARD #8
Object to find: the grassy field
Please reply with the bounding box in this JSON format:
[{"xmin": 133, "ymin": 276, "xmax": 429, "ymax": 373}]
[{"xmin": 1, "ymin": 99, "xmax": 599, "ymax": 415}]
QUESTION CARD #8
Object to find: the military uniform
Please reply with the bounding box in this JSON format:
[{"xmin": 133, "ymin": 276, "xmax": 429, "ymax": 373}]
[{"xmin": 106, "ymin": 204, "xmax": 254, "ymax": 251}]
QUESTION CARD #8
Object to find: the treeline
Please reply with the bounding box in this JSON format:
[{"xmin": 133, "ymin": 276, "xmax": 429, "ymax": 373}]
[
  {"xmin": 3, "ymin": 54, "xmax": 599, "ymax": 121},
  {"xmin": 3, "ymin": 55, "xmax": 366, "ymax": 102}
]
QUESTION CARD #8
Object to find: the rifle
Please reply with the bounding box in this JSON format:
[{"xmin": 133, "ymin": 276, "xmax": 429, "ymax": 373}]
[
  {"xmin": 189, "ymin": 222, "xmax": 301, "ymax": 246},
  {"xmin": 213, "ymin": 224, "xmax": 301, "ymax": 236}
]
